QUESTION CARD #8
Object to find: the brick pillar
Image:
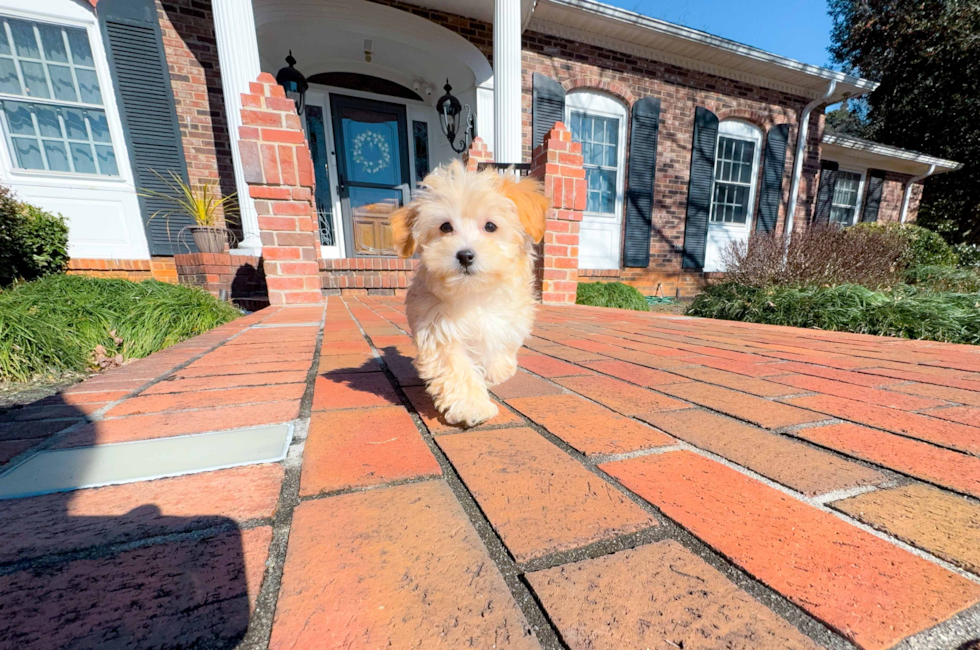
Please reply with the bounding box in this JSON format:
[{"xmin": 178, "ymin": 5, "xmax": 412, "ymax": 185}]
[
  {"xmin": 462, "ymin": 137, "xmax": 494, "ymax": 172},
  {"xmin": 238, "ymin": 73, "xmax": 323, "ymax": 305},
  {"xmin": 531, "ymin": 122, "xmax": 584, "ymax": 305}
]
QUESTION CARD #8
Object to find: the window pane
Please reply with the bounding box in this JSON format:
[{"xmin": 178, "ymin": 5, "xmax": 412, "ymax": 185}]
[
  {"xmin": 34, "ymin": 103, "xmax": 60, "ymax": 137},
  {"xmin": 95, "ymin": 144, "xmax": 117, "ymax": 175},
  {"xmin": 64, "ymin": 107, "xmax": 90, "ymax": 140},
  {"xmin": 606, "ymin": 118, "xmax": 617, "ymax": 147},
  {"xmin": 9, "ymin": 20, "xmax": 39, "ymax": 59},
  {"xmin": 70, "ymin": 141, "xmax": 95, "ymax": 173},
  {"xmin": 603, "ymin": 143, "xmax": 616, "ymax": 167},
  {"xmin": 66, "ymin": 28, "xmax": 93, "ymax": 67},
  {"xmin": 48, "ymin": 64, "xmax": 76, "ymax": 101},
  {"xmin": 75, "ymin": 69, "xmax": 101, "ymax": 104},
  {"xmin": 3, "ymin": 100, "xmax": 35, "ymax": 135},
  {"xmin": 86, "ymin": 109, "xmax": 109, "ymax": 142},
  {"xmin": 19, "ymin": 61, "xmax": 48, "ymax": 99},
  {"xmin": 12, "ymin": 136, "xmax": 43, "ymax": 168},
  {"xmin": 0, "ymin": 25, "xmax": 10, "ymax": 56},
  {"xmin": 43, "ymin": 140, "xmax": 69, "ymax": 171},
  {"xmin": 38, "ymin": 24, "xmax": 67, "ymax": 63},
  {"xmin": 0, "ymin": 58, "xmax": 20, "ymax": 94}
]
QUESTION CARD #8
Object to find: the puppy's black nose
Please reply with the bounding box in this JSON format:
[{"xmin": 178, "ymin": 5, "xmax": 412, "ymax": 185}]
[{"xmin": 456, "ymin": 249, "xmax": 475, "ymax": 268}]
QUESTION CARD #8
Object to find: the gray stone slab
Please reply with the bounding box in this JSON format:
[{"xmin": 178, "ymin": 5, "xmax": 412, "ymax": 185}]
[{"xmin": 0, "ymin": 424, "xmax": 292, "ymax": 500}]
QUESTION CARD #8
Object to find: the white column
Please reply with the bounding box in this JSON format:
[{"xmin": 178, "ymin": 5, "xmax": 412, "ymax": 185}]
[
  {"xmin": 493, "ymin": 0, "xmax": 522, "ymax": 164},
  {"xmin": 213, "ymin": 0, "xmax": 263, "ymax": 254}
]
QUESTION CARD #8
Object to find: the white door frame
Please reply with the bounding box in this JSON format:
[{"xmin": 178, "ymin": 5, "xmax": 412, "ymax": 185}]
[
  {"xmin": 704, "ymin": 119, "xmax": 763, "ymax": 272},
  {"xmin": 565, "ymin": 90, "xmax": 627, "ymax": 270}
]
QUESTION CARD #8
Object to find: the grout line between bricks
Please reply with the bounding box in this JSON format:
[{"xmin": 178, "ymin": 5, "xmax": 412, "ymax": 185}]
[
  {"xmin": 237, "ymin": 305, "xmax": 327, "ymax": 650},
  {"xmin": 350, "ymin": 297, "xmax": 567, "ymax": 650}
]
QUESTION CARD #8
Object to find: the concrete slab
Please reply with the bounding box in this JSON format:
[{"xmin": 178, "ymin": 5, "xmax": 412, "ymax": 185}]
[{"xmin": 0, "ymin": 424, "xmax": 292, "ymax": 500}]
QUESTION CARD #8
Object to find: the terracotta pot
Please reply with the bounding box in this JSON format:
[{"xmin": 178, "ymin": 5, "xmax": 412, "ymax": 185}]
[{"xmin": 190, "ymin": 226, "xmax": 227, "ymax": 254}]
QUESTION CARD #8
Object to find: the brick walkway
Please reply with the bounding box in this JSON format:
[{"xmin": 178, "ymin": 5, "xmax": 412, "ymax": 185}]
[{"xmin": 3, "ymin": 298, "xmax": 980, "ymax": 649}]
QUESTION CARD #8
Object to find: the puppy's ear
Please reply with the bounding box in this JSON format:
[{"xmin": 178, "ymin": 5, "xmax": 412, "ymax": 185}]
[
  {"xmin": 390, "ymin": 204, "xmax": 419, "ymax": 258},
  {"xmin": 502, "ymin": 176, "xmax": 549, "ymax": 243}
]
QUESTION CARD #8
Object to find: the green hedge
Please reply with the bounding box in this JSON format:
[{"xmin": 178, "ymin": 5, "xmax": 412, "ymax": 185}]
[
  {"xmin": 0, "ymin": 275, "xmax": 240, "ymax": 382},
  {"xmin": 687, "ymin": 282, "xmax": 980, "ymax": 345},
  {"xmin": 576, "ymin": 282, "xmax": 650, "ymax": 311},
  {"xmin": 850, "ymin": 222, "xmax": 959, "ymax": 268},
  {"xmin": 0, "ymin": 186, "xmax": 69, "ymax": 287}
]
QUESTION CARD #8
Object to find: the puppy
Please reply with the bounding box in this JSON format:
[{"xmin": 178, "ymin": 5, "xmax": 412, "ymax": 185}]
[{"xmin": 391, "ymin": 160, "xmax": 549, "ymax": 427}]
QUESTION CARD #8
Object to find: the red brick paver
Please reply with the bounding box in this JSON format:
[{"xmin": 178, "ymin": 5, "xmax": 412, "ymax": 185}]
[
  {"xmin": 8, "ymin": 298, "xmax": 980, "ymax": 650},
  {"xmin": 270, "ymin": 482, "xmax": 539, "ymax": 649},
  {"xmin": 602, "ymin": 451, "xmax": 980, "ymax": 649},
  {"xmin": 438, "ymin": 427, "xmax": 655, "ymax": 562}
]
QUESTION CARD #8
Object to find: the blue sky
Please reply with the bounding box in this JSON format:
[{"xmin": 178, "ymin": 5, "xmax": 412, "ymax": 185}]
[{"xmin": 601, "ymin": 0, "xmax": 837, "ymax": 68}]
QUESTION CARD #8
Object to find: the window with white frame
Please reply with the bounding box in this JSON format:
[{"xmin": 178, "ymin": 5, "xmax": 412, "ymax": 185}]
[
  {"xmin": 569, "ymin": 109, "xmax": 620, "ymax": 215},
  {"xmin": 829, "ymin": 170, "xmax": 863, "ymax": 226},
  {"xmin": 710, "ymin": 121, "xmax": 762, "ymax": 225},
  {"xmin": 0, "ymin": 16, "xmax": 117, "ymax": 176}
]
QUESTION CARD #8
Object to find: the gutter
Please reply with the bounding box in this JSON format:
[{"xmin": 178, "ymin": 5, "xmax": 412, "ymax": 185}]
[
  {"xmin": 900, "ymin": 164, "xmax": 935, "ymax": 224},
  {"xmin": 784, "ymin": 80, "xmax": 836, "ymax": 245}
]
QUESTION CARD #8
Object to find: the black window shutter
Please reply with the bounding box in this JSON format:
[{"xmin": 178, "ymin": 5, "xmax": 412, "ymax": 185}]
[
  {"xmin": 814, "ymin": 160, "xmax": 840, "ymax": 224},
  {"xmin": 532, "ymin": 73, "xmax": 565, "ymax": 151},
  {"xmin": 682, "ymin": 107, "xmax": 719, "ymax": 269},
  {"xmin": 98, "ymin": 0, "xmax": 194, "ymax": 255},
  {"xmin": 623, "ymin": 97, "xmax": 660, "ymax": 268},
  {"xmin": 755, "ymin": 124, "xmax": 790, "ymax": 233},
  {"xmin": 861, "ymin": 169, "xmax": 886, "ymax": 222}
]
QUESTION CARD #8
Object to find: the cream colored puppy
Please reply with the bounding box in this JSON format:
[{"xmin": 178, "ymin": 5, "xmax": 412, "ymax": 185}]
[{"xmin": 391, "ymin": 160, "xmax": 548, "ymax": 427}]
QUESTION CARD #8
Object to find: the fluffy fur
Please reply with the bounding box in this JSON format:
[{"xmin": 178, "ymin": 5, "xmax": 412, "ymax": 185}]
[{"xmin": 391, "ymin": 160, "xmax": 548, "ymax": 427}]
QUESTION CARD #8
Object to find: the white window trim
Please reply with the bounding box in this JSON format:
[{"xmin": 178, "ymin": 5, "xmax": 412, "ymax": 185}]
[
  {"xmin": 565, "ymin": 90, "xmax": 628, "ymax": 222},
  {"xmin": 0, "ymin": 6, "xmax": 133, "ymax": 190},
  {"xmin": 709, "ymin": 119, "xmax": 763, "ymax": 230},
  {"xmin": 828, "ymin": 166, "xmax": 866, "ymax": 226}
]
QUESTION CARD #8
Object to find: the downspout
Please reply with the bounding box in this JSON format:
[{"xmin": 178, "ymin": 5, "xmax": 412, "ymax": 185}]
[
  {"xmin": 900, "ymin": 164, "xmax": 935, "ymax": 224},
  {"xmin": 784, "ymin": 80, "xmax": 836, "ymax": 245}
]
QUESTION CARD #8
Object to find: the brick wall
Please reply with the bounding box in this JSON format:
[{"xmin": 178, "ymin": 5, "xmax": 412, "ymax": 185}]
[
  {"xmin": 239, "ymin": 73, "xmax": 323, "ymax": 305},
  {"xmin": 157, "ymin": 0, "xmax": 238, "ymax": 231},
  {"xmin": 174, "ymin": 252, "xmax": 267, "ymax": 307},
  {"xmin": 320, "ymin": 258, "xmax": 419, "ymax": 296},
  {"xmin": 877, "ymin": 172, "xmax": 921, "ymax": 224},
  {"xmin": 366, "ymin": 0, "xmax": 493, "ymax": 62},
  {"xmin": 67, "ymin": 257, "xmax": 178, "ymax": 283},
  {"xmin": 521, "ymin": 31, "xmax": 820, "ymax": 296}
]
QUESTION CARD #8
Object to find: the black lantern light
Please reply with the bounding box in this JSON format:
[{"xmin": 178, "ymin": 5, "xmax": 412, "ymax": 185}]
[
  {"xmin": 275, "ymin": 51, "xmax": 308, "ymax": 114},
  {"xmin": 436, "ymin": 79, "xmax": 471, "ymax": 154}
]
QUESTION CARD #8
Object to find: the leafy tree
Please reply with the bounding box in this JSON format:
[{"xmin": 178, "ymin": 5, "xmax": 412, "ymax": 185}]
[
  {"xmin": 828, "ymin": 0, "xmax": 980, "ymax": 244},
  {"xmin": 824, "ymin": 98, "xmax": 871, "ymax": 137}
]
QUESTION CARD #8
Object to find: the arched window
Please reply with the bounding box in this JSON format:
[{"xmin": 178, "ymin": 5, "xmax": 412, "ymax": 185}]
[
  {"xmin": 709, "ymin": 120, "xmax": 763, "ymax": 226},
  {"xmin": 565, "ymin": 90, "xmax": 628, "ymax": 269}
]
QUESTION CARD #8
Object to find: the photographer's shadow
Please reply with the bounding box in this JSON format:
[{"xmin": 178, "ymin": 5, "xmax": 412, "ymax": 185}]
[{"xmin": 0, "ymin": 394, "xmax": 254, "ymax": 650}]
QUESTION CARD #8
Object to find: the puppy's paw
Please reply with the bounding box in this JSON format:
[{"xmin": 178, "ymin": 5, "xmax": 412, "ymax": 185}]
[
  {"xmin": 485, "ymin": 355, "xmax": 518, "ymax": 386},
  {"xmin": 442, "ymin": 398, "xmax": 499, "ymax": 428}
]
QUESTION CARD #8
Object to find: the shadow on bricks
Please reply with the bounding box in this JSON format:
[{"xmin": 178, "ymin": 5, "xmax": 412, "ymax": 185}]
[{"xmin": 0, "ymin": 394, "xmax": 253, "ymax": 649}]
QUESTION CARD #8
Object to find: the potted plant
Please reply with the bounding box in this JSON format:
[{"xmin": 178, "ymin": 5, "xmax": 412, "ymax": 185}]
[{"xmin": 141, "ymin": 171, "xmax": 239, "ymax": 254}]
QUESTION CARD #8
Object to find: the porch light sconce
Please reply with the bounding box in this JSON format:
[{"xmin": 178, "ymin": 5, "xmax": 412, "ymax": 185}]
[
  {"xmin": 436, "ymin": 80, "xmax": 472, "ymax": 154},
  {"xmin": 275, "ymin": 51, "xmax": 308, "ymax": 115}
]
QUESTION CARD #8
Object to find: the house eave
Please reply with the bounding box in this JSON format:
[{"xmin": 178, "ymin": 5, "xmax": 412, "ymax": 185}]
[
  {"xmin": 822, "ymin": 134, "xmax": 962, "ymax": 176},
  {"xmin": 531, "ymin": 0, "xmax": 878, "ymax": 102}
]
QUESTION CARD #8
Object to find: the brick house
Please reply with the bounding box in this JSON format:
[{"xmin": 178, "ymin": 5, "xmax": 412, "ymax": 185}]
[{"xmin": 0, "ymin": 0, "xmax": 960, "ymax": 302}]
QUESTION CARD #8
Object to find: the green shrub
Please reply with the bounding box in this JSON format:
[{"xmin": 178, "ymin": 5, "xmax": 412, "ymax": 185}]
[
  {"xmin": 0, "ymin": 186, "xmax": 69, "ymax": 286},
  {"xmin": 687, "ymin": 282, "xmax": 980, "ymax": 345},
  {"xmin": 904, "ymin": 265, "xmax": 980, "ymax": 293},
  {"xmin": 576, "ymin": 282, "xmax": 650, "ymax": 311},
  {"xmin": 0, "ymin": 275, "xmax": 240, "ymax": 382},
  {"xmin": 953, "ymin": 243, "xmax": 980, "ymax": 269},
  {"xmin": 850, "ymin": 222, "xmax": 958, "ymax": 268}
]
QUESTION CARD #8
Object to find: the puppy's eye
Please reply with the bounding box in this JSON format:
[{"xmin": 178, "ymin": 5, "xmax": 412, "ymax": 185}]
[
  {"xmin": 484, "ymin": 222, "xmax": 497, "ymax": 233},
  {"xmin": 439, "ymin": 222, "xmax": 453, "ymax": 234}
]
